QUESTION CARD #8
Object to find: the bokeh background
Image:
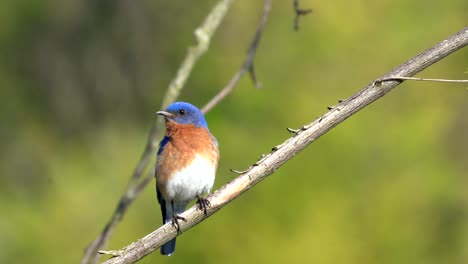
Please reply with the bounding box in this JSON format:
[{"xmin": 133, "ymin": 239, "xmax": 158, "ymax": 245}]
[{"xmin": 1, "ymin": 0, "xmax": 467, "ymax": 263}]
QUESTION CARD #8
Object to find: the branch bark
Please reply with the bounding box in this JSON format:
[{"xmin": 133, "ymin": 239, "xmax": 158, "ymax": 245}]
[{"xmin": 100, "ymin": 27, "xmax": 468, "ymax": 264}]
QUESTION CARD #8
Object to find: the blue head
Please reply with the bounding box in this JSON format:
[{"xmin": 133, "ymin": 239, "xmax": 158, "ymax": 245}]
[{"xmin": 156, "ymin": 102, "xmax": 208, "ymax": 128}]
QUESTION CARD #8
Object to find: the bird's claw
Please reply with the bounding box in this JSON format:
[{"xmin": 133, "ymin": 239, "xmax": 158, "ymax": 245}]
[
  {"xmin": 196, "ymin": 197, "xmax": 211, "ymax": 216},
  {"xmin": 171, "ymin": 215, "xmax": 187, "ymax": 234}
]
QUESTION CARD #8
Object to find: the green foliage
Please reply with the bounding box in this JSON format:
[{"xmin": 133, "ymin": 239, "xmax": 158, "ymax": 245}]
[{"xmin": 0, "ymin": 0, "xmax": 467, "ymax": 263}]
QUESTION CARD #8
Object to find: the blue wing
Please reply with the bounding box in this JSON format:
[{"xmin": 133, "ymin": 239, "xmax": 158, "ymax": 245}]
[{"xmin": 157, "ymin": 136, "xmax": 170, "ymax": 156}]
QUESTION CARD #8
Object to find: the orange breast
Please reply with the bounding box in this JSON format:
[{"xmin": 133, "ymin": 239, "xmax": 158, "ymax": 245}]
[{"xmin": 156, "ymin": 122, "xmax": 219, "ymax": 197}]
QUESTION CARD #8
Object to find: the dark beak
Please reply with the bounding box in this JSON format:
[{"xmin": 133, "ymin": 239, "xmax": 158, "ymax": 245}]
[{"xmin": 156, "ymin": 110, "xmax": 175, "ymax": 118}]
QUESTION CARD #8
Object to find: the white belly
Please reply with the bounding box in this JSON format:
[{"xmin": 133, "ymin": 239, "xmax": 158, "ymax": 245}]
[{"xmin": 165, "ymin": 154, "xmax": 216, "ymax": 202}]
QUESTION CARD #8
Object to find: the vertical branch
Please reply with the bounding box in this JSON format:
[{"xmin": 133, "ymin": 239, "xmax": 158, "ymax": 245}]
[{"xmin": 81, "ymin": 1, "xmax": 235, "ymax": 263}]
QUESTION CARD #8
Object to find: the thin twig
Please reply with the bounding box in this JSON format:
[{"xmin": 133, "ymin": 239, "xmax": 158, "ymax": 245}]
[
  {"xmin": 201, "ymin": 0, "xmax": 272, "ymax": 114},
  {"xmin": 229, "ymin": 167, "xmax": 253, "ymax": 174},
  {"xmin": 293, "ymin": 0, "xmax": 312, "ymax": 31},
  {"xmin": 375, "ymin": 76, "xmax": 468, "ymax": 85},
  {"xmin": 287, "ymin": 127, "xmax": 301, "ymax": 134},
  {"xmin": 81, "ymin": 1, "xmax": 234, "ymax": 263},
  {"xmin": 100, "ymin": 27, "xmax": 468, "ymax": 264}
]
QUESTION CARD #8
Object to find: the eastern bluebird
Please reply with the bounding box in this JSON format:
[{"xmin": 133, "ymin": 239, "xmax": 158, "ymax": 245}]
[{"xmin": 155, "ymin": 102, "xmax": 219, "ymax": 256}]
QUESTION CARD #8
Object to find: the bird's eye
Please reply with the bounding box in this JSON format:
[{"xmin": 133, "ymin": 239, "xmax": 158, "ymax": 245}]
[{"xmin": 179, "ymin": 109, "xmax": 186, "ymax": 115}]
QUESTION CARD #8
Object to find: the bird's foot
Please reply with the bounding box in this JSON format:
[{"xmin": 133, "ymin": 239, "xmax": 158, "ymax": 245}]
[
  {"xmin": 196, "ymin": 196, "xmax": 211, "ymax": 216},
  {"xmin": 171, "ymin": 215, "xmax": 187, "ymax": 234}
]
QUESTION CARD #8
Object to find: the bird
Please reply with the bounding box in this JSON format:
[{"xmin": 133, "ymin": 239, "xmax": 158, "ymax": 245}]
[{"xmin": 155, "ymin": 102, "xmax": 219, "ymax": 256}]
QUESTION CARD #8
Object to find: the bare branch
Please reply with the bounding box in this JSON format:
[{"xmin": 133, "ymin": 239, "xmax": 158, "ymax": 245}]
[
  {"xmin": 375, "ymin": 76, "xmax": 468, "ymax": 85},
  {"xmin": 81, "ymin": 1, "xmax": 234, "ymax": 263},
  {"xmin": 100, "ymin": 27, "xmax": 468, "ymax": 264},
  {"xmin": 201, "ymin": 0, "xmax": 272, "ymax": 114},
  {"xmin": 293, "ymin": 0, "xmax": 312, "ymax": 31}
]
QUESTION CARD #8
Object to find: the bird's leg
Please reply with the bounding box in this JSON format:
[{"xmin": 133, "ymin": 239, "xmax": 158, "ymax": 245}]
[
  {"xmin": 171, "ymin": 201, "xmax": 186, "ymax": 234},
  {"xmin": 196, "ymin": 196, "xmax": 211, "ymax": 216}
]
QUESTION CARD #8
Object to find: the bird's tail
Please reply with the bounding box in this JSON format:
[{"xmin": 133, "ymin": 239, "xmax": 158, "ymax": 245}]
[
  {"xmin": 157, "ymin": 190, "xmax": 188, "ymax": 256},
  {"xmin": 161, "ymin": 238, "xmax": 177, "ymax": 256},
  {"xmin": 158, "ymin": 190, "xmax": 177, "ymax": 256},
  {"xmin": 160, "ymin": 212, "xmax": 179, "ymax": 256}
]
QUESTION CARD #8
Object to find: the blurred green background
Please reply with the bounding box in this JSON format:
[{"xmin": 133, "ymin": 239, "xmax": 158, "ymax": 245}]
[{"xmin": 1, "ymin": 0, "xmax": 467, "ymax": 263}]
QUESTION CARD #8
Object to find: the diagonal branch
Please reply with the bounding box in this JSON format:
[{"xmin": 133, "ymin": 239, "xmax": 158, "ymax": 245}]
[
  {"xmin": 81, "ymin": 1, "xmax": 234, "ymax": 263},
  {"xmin": 99, "ymin": 27, "xmax": 468, "ymax": 264},
  {"xmin": 201, "ymin": 0, "xmax": 272, "ymax": 114}
]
